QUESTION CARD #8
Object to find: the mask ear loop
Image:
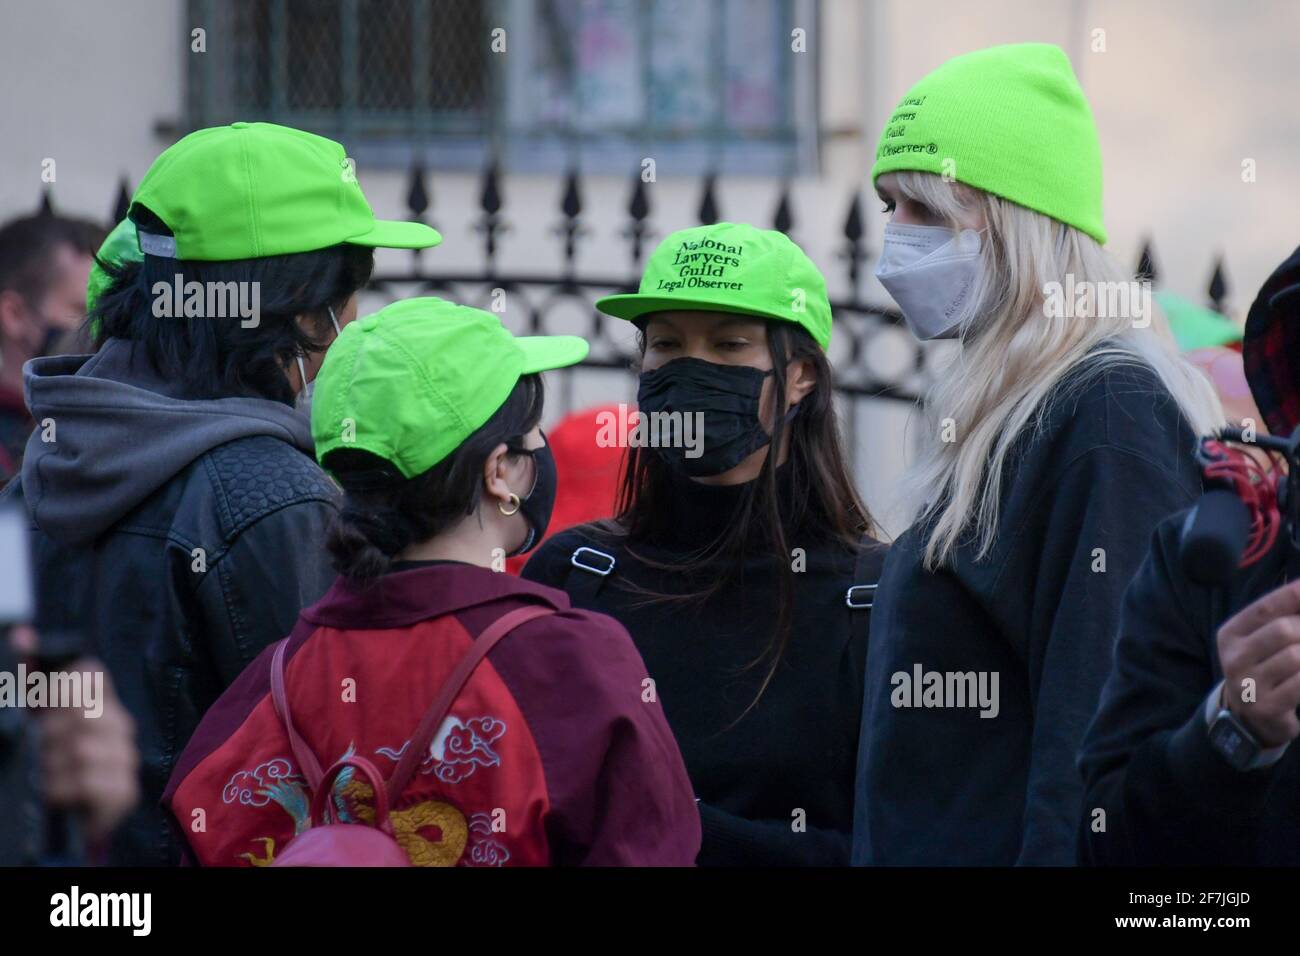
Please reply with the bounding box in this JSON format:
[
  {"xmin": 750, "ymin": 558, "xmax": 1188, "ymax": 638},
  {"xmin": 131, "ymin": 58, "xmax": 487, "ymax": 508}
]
[
  {"xmin": 294, "ymin": 354, "xmax": 309, "ymax": 399},
  {"xmin": 506, "ymin": 430, "xmax": 547, "ymax": 500},
  {"xmin": 296, "ymin": 306, "xmax": 343, "ymax": 397}
]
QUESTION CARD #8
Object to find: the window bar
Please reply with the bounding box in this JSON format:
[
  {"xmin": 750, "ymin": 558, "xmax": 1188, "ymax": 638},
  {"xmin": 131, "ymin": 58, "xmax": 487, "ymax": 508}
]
[
  {"xmin": 270, "ymin": 0, "xmax": 288, "ymax": 122},
  {"xmin": 638, "ymin": 0, "xmax": 652, "ymax": 169},
  {"xmin": 341, "ymin": 0, "xmax": 359, "ymax": 143},
  {"xmin": 412, "ymin": 0, "xmax": 432, "ymax": 144},
  {"xmin": 709, "ymin": 0, "xmax": 725, "ymax": 170},
  {"xmin": 793, "ymin": 0, "xmax": 820, "ymax": 175},
  {"xmin": 196, "ymin": 0, "xmax": 214, "ymax": 127},
  {"xmin": 486, "ymin": 0, "xmax": 506, "ymax": 167}
]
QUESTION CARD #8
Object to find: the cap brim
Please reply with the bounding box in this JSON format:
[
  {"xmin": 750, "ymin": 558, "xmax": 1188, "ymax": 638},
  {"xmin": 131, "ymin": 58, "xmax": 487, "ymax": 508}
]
[
  {"xmin": 347, "ymin": 219, "xmax": 443, "ymax": 250},
  {"xmin": 517, "ymin": 335, "xmax": 589, "ymax": 374},
  {"xmin": 595, "ymin": 293, "xmax": 783, "ymax": 326}
]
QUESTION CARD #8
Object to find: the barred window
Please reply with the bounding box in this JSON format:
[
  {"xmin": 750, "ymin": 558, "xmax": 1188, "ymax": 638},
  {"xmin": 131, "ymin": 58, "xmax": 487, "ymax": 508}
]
[{"xmin": 186, "ymin": 0, "xmax": 817, "ymax": 173}]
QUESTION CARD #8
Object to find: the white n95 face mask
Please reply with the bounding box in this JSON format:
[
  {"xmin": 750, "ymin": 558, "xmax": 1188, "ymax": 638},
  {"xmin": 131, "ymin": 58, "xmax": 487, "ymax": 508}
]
[{"xmin": 874, "ymin": 222, "xmax": 984, "ymax": 340}]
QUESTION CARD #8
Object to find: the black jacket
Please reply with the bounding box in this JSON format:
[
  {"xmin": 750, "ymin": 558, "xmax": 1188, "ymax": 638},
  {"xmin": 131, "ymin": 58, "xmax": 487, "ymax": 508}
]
[
  {"xmin": 852, "ymin": 352, "xmax": 1203, "ymax": 865},
  {"xmin": 1077, "ymin": 511, "xmax": 1300, "ymax": 863},
  {"xmin": 522, "ymin": 466, "xmax": 884, "ymax": 866},
  {"xmin": 6, "ymin": 340, "xmax": 339, "ymax": 865},
  {"xmin": 1079, "ymin": 246, "xmax": 1300, "ymax": 864}
]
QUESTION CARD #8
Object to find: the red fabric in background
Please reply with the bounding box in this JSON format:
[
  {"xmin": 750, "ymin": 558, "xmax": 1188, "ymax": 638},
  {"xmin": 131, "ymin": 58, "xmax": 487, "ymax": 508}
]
[{"xmin": 507, "ymin": 404, "xmax": 627, "ymax": 574}]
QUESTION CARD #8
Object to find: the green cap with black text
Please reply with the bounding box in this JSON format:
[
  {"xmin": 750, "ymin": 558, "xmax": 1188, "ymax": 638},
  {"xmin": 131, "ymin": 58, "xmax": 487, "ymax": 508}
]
[{"xmin": 596, "ymin": 222, "xmax": 832, "ymax": 349}]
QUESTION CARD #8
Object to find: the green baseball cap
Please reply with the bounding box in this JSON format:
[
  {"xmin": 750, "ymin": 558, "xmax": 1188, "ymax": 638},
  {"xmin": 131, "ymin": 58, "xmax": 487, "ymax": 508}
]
[
  {"xmin": 311, "ymin": 296, "xmax": 589, "ymax": 477},
  {"xmin": 86, "ymin": 217, "xmax": 142, "ymax": 319},
  {"xmin": 596, "ymin": 222, "xmax": 833, "ymax": 349},
  {"xmin": 129, "ymin": 121, "xmax": 442, "ymax": 260}
]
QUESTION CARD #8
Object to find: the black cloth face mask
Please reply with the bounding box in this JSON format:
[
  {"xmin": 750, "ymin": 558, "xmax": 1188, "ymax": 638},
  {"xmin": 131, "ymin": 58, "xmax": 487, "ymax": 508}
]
[
  {"xmin": 506, "ymin": 435, "xmax": 557, "ymax": 556},
  {"xmin": 636, "ymin": 356, "xmax": 777, "ymax": 478}
]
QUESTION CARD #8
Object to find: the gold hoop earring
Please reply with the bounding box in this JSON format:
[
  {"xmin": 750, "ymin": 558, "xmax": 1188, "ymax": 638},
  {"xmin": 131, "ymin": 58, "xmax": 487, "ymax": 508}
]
[{"xmin": 497, "ymin": 493, "xmax": 521, "ymax": 517}]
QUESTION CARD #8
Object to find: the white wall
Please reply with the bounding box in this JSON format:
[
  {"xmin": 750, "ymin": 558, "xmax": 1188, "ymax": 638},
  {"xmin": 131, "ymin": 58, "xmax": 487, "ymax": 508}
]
[
  {"xmin": 0, "ymin": 0, "xmax": 185, "ymax": 222},
  {"xmin": 3, "ymin": 0, "xmax": 1295, "ymax": 537}
]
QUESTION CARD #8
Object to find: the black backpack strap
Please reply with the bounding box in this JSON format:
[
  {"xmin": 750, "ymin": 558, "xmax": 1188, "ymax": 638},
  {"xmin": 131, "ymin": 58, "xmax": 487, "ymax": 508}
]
[
  {"xmin": 563, "ymin": 544, "xmax": 618, "ymax": 605},
  {"xmin": 846, "ymin": 535, "xmax": 888, "ymax": 641}
]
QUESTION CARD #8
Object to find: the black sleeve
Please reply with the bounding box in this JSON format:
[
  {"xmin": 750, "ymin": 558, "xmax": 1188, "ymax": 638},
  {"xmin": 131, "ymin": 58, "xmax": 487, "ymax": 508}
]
[
  {"xmin": 696, "ymin": 802, "xmax": 849, "ymax": 866},
  {"xmin": 193, "ymin": 499, "xmax": 338, "ymax": 686},
  {"xmin": 1013, "ymin": 446, "xmax": 1200, "ymax": 865},
  {"xmin": 1078, "ymin": 516, "xmax": 1283, "ymax": 864}
]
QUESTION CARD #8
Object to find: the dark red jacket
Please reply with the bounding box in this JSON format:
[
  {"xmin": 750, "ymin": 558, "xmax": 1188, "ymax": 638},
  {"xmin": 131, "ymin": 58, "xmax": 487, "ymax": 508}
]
[{"xmin": 162, "ymin": 563, "xmax": 701, "ymax": 866}]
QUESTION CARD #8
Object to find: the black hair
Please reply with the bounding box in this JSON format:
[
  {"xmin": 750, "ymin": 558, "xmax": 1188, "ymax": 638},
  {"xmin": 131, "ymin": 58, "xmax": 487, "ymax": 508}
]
[
  {"xmin": 323, "ymin": 375, "xmax": 546, "ymax": 586},
  {"xmin": 0, "ymin": 212, "xmax": 104, "ymax": 303},
  {"xmin": 600, "ymin": 320, "xmax": 874, "ymax": 720},
  {"xmin": 90, "ymin": 205, "xmax": 374, "ymax": 402}
]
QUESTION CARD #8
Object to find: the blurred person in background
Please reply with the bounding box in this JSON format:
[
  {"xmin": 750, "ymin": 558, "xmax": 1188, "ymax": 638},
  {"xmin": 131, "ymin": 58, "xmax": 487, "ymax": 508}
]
[
  {"xmin": 1, "ymin": 622, "xmax": 137, "ymax": 862},
  {"xmin": 0, "ymin": 212, "xmax": 103, "ymax": 485},
  {"xmin": 1, "ymin": 121, "xmax": 440, "ymax": 865},
  {"xmin": 851, "ymin": 43, "xmax": 1223, "ymax": 866}
]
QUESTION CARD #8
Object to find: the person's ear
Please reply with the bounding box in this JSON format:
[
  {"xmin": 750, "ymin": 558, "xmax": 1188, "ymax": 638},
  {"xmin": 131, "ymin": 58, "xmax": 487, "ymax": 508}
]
[
  {"xmin": 784, "ymin": 356, "xmax": 817, "ymax": 408},
  {"xmin": 0, "ymin": 289, "xmax": 29, "ymax": 340},
  {"xmin": 481, "ymin": 442, "xmax": 516, "ymax": 509}
]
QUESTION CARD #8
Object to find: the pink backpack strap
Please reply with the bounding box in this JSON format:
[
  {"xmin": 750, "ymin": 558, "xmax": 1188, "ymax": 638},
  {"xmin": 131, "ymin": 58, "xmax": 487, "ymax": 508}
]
[
  {"xmin": 270, "ymin": 637, "xmax": 324, "ymax": 791},
  {"xmin": 386, "ymin": 604, "xmax": 555, "ymax": 804},
  {"xmin": 310, "ymin": 755, "xmax": 394, "ymax": 832}
]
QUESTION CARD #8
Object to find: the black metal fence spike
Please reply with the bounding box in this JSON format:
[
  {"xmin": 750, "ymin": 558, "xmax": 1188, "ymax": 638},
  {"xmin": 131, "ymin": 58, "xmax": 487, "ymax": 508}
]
[
  {"xmin": 773, "ymin": 185, "xmax": 793, "ymax": 235},
  {"xmin": 697, "ymin": 173, "xmax": 719, "ymax": 225},
  {"xmin": 480, "ymin": 162, "xmax": 502, "ymax": 216},
  {"xmin": 561, "ymin": 169, "xmax": 582, "ymax": 219},
  {"xmin": 623, "ymin": 172, "xmax": 652, "ymax": 276},
  {"xmin": 1136, "ymin": 239, "xmax": 1158, "ymax": 284},
  {"xmin": 840, "ymin": 191, "xmax": 866, "ymax": 297},
  {"xmin": 628, "ymin": 173, "xmax": 649, "ymax": 223},
  {"xmin": 471, "ymin": 162, "xmax": 509, "ymax": 275},
  {"xmin": 39, "ymin": 188, "xmax": 54, "ymax": 217},
  {"xmin": 112, "ymin": 178, "xmax": 131, "ymax": 225},
  {"xmin": 1208, "ymin": 255, "xmax": 1229, "ymax": 313},
  {"xmin": 843, "ymin": 190, "xmax": 863, "ymax": 242},
  {"xmin": 406, "ymin": 163, "xmax": 429, "ymax": 221},
  {"xmin": 556, "ymin": 170, "xmax": 585, "ymax": 275}
]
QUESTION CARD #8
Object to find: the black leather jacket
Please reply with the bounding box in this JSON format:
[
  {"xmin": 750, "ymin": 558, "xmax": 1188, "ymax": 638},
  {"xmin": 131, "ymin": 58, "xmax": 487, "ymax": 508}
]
[{"xmin": 6, "ymin": 434, "xmax": 339, "ymax": 865}]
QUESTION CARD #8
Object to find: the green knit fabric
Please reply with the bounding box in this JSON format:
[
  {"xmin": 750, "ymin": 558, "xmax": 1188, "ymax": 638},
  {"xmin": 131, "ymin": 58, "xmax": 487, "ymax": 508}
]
[{"xmin": 872, "ymin": 43, "xmax": 1107, "ymax": 245}]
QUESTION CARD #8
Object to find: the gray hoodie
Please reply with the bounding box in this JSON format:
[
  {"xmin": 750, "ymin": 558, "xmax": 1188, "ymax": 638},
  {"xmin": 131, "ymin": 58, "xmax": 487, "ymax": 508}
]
[{"xmin": 21, "ymin": 338, "xmax": 317, "ymax": 546}]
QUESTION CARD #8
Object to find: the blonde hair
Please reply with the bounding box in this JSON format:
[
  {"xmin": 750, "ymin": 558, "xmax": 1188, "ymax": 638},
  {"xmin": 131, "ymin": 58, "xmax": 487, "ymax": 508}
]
[{"xmin": 892, "ymin": 171, "xmax": 1224, "ymax": 569}]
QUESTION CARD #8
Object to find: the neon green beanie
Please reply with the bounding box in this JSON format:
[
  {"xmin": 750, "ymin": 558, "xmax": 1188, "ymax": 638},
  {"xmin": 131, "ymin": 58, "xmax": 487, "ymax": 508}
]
[{"xmin": 871, "ymin": 43, "xmax": 1107, "ymax": 245}]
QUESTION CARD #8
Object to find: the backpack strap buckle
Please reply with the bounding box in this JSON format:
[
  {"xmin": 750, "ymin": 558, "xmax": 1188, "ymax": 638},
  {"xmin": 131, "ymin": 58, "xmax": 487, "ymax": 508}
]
[
  {"xmin": 571, "ymin": 547, "xmax": 616, "ymax": 577},
  {"xmin": 845, "ymin": 583, "xmax": 876, "ymax": 609}
]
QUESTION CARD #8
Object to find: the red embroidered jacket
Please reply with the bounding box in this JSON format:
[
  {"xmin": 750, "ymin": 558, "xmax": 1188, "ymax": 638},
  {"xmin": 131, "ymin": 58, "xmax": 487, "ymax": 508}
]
[{"xmin": 162, "ymin": 563, "xmax": 701, "ymax": 866}]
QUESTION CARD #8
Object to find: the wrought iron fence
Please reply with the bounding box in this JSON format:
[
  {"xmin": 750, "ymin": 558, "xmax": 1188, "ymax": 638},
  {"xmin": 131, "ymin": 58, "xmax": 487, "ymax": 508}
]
[{"xmin": 47, "ymin": 160, "xmax": 1237, "ymax": 471}]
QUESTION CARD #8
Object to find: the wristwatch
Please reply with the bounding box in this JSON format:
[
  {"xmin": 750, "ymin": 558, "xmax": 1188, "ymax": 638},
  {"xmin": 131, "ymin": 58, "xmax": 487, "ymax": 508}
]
[{"xmin": 1204, "ymin": 680, "xmax": 1290, "ymax": 771}]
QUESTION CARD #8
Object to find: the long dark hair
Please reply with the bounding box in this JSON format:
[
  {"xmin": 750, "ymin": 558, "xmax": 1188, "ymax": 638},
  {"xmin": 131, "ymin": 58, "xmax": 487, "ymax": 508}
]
[
  {"xmin": 90, "ymin": 206, "xmax": 374, "ymax": 403},
  {"xmin": 600, "ymin": 320, "xmax": 874, "ymax": 714},
  {"xmin": 323, "ymin": 375, "xmax": 546, "ymax": 586}
]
